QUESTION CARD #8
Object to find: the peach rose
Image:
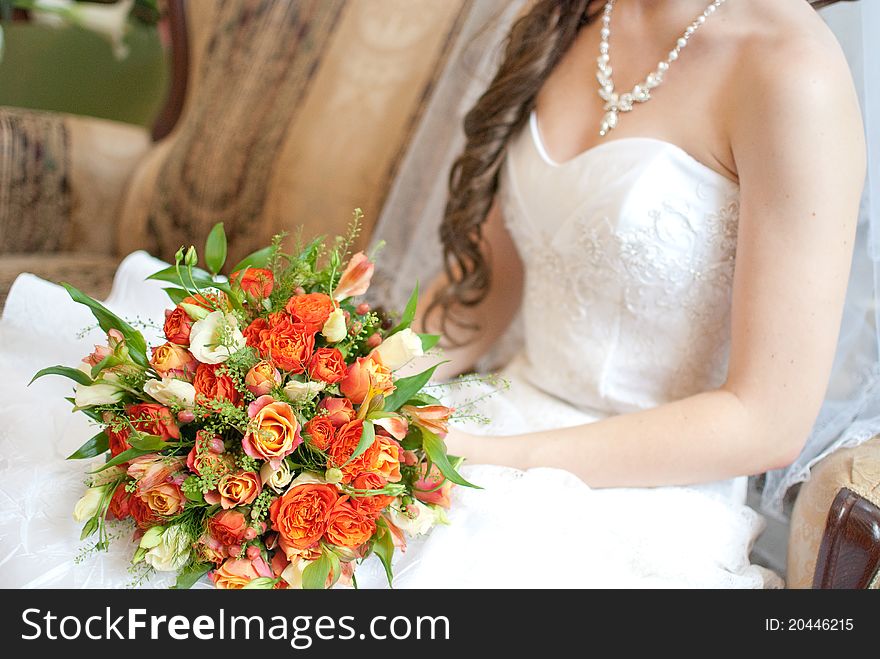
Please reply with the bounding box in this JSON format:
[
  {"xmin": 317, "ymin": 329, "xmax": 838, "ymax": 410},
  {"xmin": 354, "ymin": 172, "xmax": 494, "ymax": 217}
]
[
  {"xmin": 142, "ymin": 482, "xmax": 186, "ymax": 517},
  {"xmin": 186, "ymin": 430, "xmax": 230, "ymax": 476},
  {"xmin": 333, "ymin": 252, "xmax": 374, "ymax": 301},
  {"xmin": 209, "ymin": 470, "xmax": 261, "ymax": 509},
  {"xmin": 243, "ymin": 396, "xmax": 302, "ymax": 468},
  {"xmin": 84, "ymin": 328, "xmax": 125, "ymax": 367},
  {"xmin": 414, "ymin": 462, "xmax": 454, "ymax": 509},
  {"xmin": 316, "ymin": 397, "xmax": 355, "ymax": 427},
  {"xmin": 304, "ymin": 415, "xmax": 335, "ymax": 451},
  {"xmin": 232, "ymin": 267, "xmax": 274, "ymax": 299},
  {"xmin": 307, "ymin": 347, "xmax": 347, "ymax": 384},
  {"xmin": 327, "ymin": 419, "xmax": 381, "ymax": 484},
  {"xmin": 195, "ymin": 534, "xmax": 227, "ymax": 565},
  {"xmin": 126, "ymin": 403, "xmax": 180, "ymax": 441},
  {"xmin": 193, "ymin": 362, "xmax": 242, "ymax": 407},
  {"xmin": 269, "ymin": 483, "xmax": 339, "ymax": 550},
  {"xmin": 370, "ymin": 436, "xmax": 402, "ymax": 483},
  {"xmin": 211, "ymin": 557, "xmax": 273, "ymax": 589},
  {"xmin": 163, "ymin": 307, "xmax": 193, "ymax": 345},
  {"xmin": 286, "ymin": 292, "xmax": 335, "ymax": 332},
  {"xmin": 339, "ymin": 354, "xmax": 395, "ymax": 404},
  {"xmin": 402, "ymin": 404, "xmax": 454, "ymax": 437},
  {"xmin": 324, "ymin": 496, "xmax": 377, "ymax": 548},
  {"xmin": 245, "ymin": 360, "xmax": 281, "ymax": 396},
  {"xmin": 149, "ymin": 342, "xmax": 197, "ymax": 380}
]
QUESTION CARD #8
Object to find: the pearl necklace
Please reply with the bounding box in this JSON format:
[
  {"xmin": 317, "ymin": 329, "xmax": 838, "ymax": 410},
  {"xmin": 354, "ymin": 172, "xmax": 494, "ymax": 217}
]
[{"xmin": 596, "ymin": 0, "xmax": 728, "ymax": 137}]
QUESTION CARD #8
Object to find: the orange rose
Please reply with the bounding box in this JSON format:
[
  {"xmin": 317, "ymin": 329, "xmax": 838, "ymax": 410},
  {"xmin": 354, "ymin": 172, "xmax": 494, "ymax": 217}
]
[
  {"xmin": 351, "ymin": 472, "xmax": 393, "ymax": 515},
  {"xmin": 193, "ymin": 362, "xmax": 242, "ymax": 407},
  {"xmin": 232, "ymin": 267, "xmax": 274, "ymax": 299},
  {"xmin": 163, "ymin": 307, "xmax": 193, "ymax": 345},
  {"xmin": 243, "ymin": 317, "xmax": 269, "ymax": 350},
  {"xmin": 286, "ymin": 292, "xmax": 335, "ymax": 332},
  {"xmin": 307, "ymin": 347, "xmax": 347, "ymax": 384},
  {"xmin": 316, "ymin": 397, "xmax": 355, "ymax": 427},
  {"xmin": 370, "ymin": 436, "xmax": 402, "ymax": 483},
  {"xmin": 103, "ymin": 413, "xmax": 132, "ymax": 457},
  {"xmin": 258, "ymin": 322, "xmax": 315, "ymax": 374},
  {"xmin": 269, "ymin": 483, "xmax": 339, "ymax": 550},
  {"xmin": 126, "ymin": 403, "xmax": 180, "ymax": 441},
  {"xmin": 207, "ymin": 509, "xmax": 250, "ymax": 547},
  {"xmin": 149, "ymin": 342, "xmax": 197, "ymax": 380},
  {"xmin": 304, "ymin": 415, "xmax": 335, "ymax": 450},
  {"xmin": 245, "ymin": 360, "xmax": 281, "ymax": 396},
  {"xmin": 324, "ymin": 496, "xmax": 377, "ymax": 548},
  {"xmin": 129, "ymin": 495, "xmax": 161, "ymax": 529},
  {"xmin": 212, "ymin": 470, "xmax": 261, "ymax": 509},
  {"xmin": 142, "ymin": 482, "xmax": 186, "ymax": 517},
  {"xmin": 107, "ymin": 483, "xmax": 132, "ymax": 520},
  {"xmin": 243, "ymin": 396, "xmax": 302, "ymax": 468},
  {"xmin": 211, "ymin": 557, "xmax": 273, "ymax": 589},
  {"xmin": 327, "ymin": 419, "xmax": 380, "ymax": 484},
  {"xmin": 339, "ymin": 354, "xmax": 395, "ymax": 404}
]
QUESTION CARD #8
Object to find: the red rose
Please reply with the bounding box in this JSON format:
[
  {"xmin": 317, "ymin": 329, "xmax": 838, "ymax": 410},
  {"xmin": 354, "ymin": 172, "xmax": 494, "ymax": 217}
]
[
  {"xmin": 285, "ymin": 293, "xmax": 335, "ymax": 332},
  {"xmin": 304, "ymin": 415, "xmax": 336, "ymax": 450},
  {"xmin": 128, "ymin": 494, "xmax": 161, "ymax": 530},
  {"xmin": 307, "ymin": 347, "xmax": 347, "ymax": 384},
  {"xmin": 163, "ymin": 306, "xmax": 193, "ymax": 345},
  {"xmin": 105, "ymin": 418, "xmax": 132, "ymax": 457},
  {"xmin": 207, "ymin": 509, "xmax": 250, "ymax": 547},
  {"xmin": 193, "ymin": 362, "xmax": 242, "ymax": 407},
  {"xmin": 107, "ymin": 483, "xmax": 132, "ymax": 520},
  {"xmin": 232, "ymin": 267, "xmax": 274, "ymax": 299},
  {"xmin": 126, "ymin": 402, "xmax": 180, "ymax": 441}
]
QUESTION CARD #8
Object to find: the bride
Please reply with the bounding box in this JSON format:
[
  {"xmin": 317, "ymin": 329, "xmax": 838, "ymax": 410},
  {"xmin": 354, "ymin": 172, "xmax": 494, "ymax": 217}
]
[{"xmin": 0, "ymin": 0, "xmax": 865, "ymax": 588}]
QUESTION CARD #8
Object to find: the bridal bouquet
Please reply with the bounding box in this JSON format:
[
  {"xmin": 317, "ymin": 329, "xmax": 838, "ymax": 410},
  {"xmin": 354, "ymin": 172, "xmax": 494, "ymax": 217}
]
[{"xmin": 33, "ymin": 214, "xmax": 472, "ymax": 589}]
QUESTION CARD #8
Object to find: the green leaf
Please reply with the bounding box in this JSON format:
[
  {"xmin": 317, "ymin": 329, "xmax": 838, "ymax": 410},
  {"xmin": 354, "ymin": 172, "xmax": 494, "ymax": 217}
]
[
  {"xmin": 80, "ymin": 517, "xmax": 99, "ymax": 541},
  {"xmin": 344, "ymin": 420, "xmax": 375, "ymax": 465},
  {"xmin": 403, "ymin": 392, "xmax": 443, "ymax": 407},
  {"xmin": 60, "ymin": 283, "xmax": 149, "ymax": 368},
  {"xmin": 67, "ymin": 431, "xmax": 110, "ymax": 460},
  {"xmin": 30, "ymin": 365, "xmax": 92, "ymax": 387},
  {"xmin": 302, "ymin": 552, "xmax": 332, "ymax": 590},
  {"xmin": 326, "ymin": 550, "xmax": 342, "ymax": 588},
  {"xmin": 372, "ymin": 521, "xmax": 395, "ymax": 588},
  {"xmin": 400, "ymin": 426, "xmax": 423, "ymax": 451},
  {"xmin": 421, "ymin": 427, "xmax": 480, "ymax": 489},
  {"xmin": 127, "ymin": 434, "xmax": 168, "ymax": 451},
  {"xmin": 147, "ymin": 265, "xmax": 216, "ymax": 290},
  {"xmin": 230, "ymin": 245, "xmax": 274, "ymax": 275},
  {"xmin": 382, "ymin": 363, "xmax": 444, "ymax": 412},
  {"xmin": 418, "ymin": 333, "xmax": 440, "ymax": 351},
  {"xmin": 172, "ymin": 563, "xmax": 212, "ymax": 590},
  {"xmin": 204, "ymin": 222, "xmax": 228, "ymax": 276},
  {"xmin": 91, "ymin": 446, "xmax": 155, "ymax": 473},
  {"xmin": 163, "ymin": 287, "xmax": 190, "ymax": 305},
  {"xmin": 387, "ymin": 282, "xmax": 419, "ymax": 336},
  {"xmin": 243, "ymin": 577, "xmax": 279, "ymax": 589}
]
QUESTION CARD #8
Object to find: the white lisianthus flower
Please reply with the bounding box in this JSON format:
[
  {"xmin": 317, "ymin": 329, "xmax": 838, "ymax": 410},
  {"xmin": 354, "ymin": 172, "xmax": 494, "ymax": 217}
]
[
  {"xmin": 74, "ymin": 371, "xmax": 125, "ymax": 407},
  {"xmin": 143, "ymin": 525, "xmax": 191, "ymax": 572},
  {"xmin": 287, "ymin": 471, "xmax": 327, "ymax": 489},
  {"xmin": 189, "ymin": 310, "xmax": 246, "ymax": 364},
  {"xmin": 143, "ymin": 377, "xmax": 196, "ymax": 408},
  {"xmin": 260, "ymin": 460, "xmax": 293, "ymax": 494},
  {"xmin": 283, "ymin": 379, "xmax": 325, "ymax": 402},
  {"xmin": 372, "ymin": 328, "xmax": 424, "ymax": 370},
  {"xmin": 388, "ymin": 499, "xmax": 436, "ymax": 536},
  {"xmin": 73, "ymin": 484, "xmax": 109, "ymax": 522},
  {"xmin": 321, "ymin": 307, "xmax": 347, "ymax": 343}
]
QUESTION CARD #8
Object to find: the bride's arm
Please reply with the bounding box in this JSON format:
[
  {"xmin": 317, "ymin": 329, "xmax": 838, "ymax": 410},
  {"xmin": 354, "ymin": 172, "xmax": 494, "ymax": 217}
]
[
  {"xmin": 413, "ymin": 196, "xmax": 524, "ymax": 382},
  {"xmin": 446, "ymin": 40, "xmax": 867, "ymax": 487}
]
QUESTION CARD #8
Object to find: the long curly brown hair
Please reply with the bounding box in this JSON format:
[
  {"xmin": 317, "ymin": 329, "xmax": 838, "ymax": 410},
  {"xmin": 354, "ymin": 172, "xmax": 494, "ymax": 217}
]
[{"xmin": 425, "ymin": 0, "xmax": 857, "ymax": 345}]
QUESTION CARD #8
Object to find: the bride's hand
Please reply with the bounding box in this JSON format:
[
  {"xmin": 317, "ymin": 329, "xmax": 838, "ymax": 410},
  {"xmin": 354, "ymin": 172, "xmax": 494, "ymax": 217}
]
[{"xmin": 442, "ymin": 426, "xmax": 480, "ymax": 462}]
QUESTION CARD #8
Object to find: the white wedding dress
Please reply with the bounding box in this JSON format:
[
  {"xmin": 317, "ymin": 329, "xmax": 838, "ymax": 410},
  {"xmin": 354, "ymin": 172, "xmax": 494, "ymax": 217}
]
[{"xmin": 0, "ymin": 110, "xmax": 782, "ymax": 588}]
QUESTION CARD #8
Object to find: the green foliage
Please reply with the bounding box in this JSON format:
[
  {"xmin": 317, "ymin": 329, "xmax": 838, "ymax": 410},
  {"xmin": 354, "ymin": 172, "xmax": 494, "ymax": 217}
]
[
  {"xmin": 30, "ymin": 365, "xmax": 93, "ymax": 387},
  {"xmin": 421, "ymin": 427, "xmax": 480, "ymax": 489},
  {"xmin": 383, "ymin": 363, "xmax": 445, "ymax": 412},
  {"xmin": 67, "ymin": 431, "xmax": 110, "ymax": 460},
  {"xmin": 204, "ymin": 222, "xmax": 228, "ymax": 276}
]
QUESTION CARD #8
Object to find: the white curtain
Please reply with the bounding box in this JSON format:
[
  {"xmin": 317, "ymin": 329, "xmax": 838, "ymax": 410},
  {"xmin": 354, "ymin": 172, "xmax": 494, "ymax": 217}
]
[{"xmin": 369, "ymin": 1, "xmax": 880, "ymax": 517}]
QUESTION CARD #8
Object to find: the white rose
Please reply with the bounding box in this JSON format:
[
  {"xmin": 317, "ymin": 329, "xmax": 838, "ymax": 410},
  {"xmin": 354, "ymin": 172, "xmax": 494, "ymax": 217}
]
[
  {"xmin": 189, "ymin": 310, "xmax": 246, "ymax": 364},
  {"xmin": 73, "ymin": 484, "xmax": 108, "ymax": 522},
  {"xmin": 287, "ymin": 471, "xmax": 328, "ymax": 489},
  {"xmin": 74, "ymin": 371, "xmax": 125, "ymax": 407},
  {"xmin": 321, "ymin": 307, "xmax": 347, "ymax": 343},
  {"xmin": 260, "ymin": 460, "xmax": 293, "ymax": 493},
  {"xmin": 143, "ymin": 525, "xmax": 191, "ymax": 572},
  {"xmin": 388, "ymin": 499, "xmax": 436, "ymax": 536},
  {"xmin": 283, "ymin": 379, "xmax": 325, "ymax": 402},
  {"xmin": 372, "ymin": 328, "xmax": 424, "ymax": 370},
  {"xmin": 143, "ymin": 377, "xmax": 196, "ymax": 408}
]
